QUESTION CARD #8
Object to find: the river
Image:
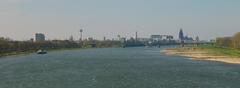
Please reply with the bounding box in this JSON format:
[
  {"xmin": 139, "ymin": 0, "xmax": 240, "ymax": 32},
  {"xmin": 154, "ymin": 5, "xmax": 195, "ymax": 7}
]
[{"xmin": 0, "ymin": 47, "xmax": 240, "ymax": 88}]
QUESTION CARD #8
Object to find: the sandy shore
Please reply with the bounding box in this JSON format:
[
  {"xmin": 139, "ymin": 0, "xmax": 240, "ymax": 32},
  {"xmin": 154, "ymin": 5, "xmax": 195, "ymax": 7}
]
[{"xmin": 162, "ymin": 48, "xmax": 240, "ymax": 64}]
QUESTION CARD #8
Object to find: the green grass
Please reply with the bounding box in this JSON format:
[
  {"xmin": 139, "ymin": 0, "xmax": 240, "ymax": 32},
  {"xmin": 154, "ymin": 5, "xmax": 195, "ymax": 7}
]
[{"xmin": 198, "ymin": 45, "xmax": 240, "ymax": 57}]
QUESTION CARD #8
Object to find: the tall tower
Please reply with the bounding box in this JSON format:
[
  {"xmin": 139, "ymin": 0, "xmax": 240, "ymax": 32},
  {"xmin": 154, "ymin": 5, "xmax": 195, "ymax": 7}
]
[
  {"xmin": 179, "ymin": 28, "xmax": 185, "ymax": 47},
  {"xmin": 179, "ymin": 28, "xmax": 184, "ymax": 41},
  {"xmin": 80, "ymin": 29, "xmax": 83, "ymax": 41}
]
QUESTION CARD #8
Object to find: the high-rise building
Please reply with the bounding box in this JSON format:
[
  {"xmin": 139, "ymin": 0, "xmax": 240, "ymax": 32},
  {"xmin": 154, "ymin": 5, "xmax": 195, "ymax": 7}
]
[
  {"xmin": 179, "ymin": 28, "xmax": 184, "ymax": 41},
  {"xmin": 80, "ymin": 29, "xmax": 83, "ymax": 41},
  {"xmin": 35, "ymin": 33, "xmax": 45, "ymax": 42}
]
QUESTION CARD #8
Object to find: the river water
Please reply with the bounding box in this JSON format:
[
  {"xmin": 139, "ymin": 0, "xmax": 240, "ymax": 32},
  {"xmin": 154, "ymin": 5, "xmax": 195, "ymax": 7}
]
[{"xmin": 0, "ymin": 47, "xmax": 240, "ymax": 88}]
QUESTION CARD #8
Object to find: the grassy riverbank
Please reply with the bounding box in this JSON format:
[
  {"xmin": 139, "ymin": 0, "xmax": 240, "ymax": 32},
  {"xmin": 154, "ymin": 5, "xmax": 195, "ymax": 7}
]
[
  {"xmin": 163, "ymin": 45, "xmax": 240, "ymax": 64},
  {"xmin": 198, "ymin": 45, "xmax": 240, "ymax": 57}
]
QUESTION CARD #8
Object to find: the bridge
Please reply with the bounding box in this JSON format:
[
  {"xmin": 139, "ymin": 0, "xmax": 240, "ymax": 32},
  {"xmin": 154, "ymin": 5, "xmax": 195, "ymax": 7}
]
[{"xmin": 122, "ymin": 41, "xmax": 214, "ymax": 48}]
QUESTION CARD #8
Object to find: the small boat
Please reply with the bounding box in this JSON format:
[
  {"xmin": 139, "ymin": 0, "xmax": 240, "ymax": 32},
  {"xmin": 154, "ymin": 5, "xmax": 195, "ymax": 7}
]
[{"xmin": 37, "ymin": 50, "xmax": 47, "ymax": 54}]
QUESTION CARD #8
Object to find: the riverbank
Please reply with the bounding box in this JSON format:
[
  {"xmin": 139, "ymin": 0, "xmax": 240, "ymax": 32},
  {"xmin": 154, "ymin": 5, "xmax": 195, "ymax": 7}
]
[
  {"xmin": 0, "ymin": 46, "xmax": 121, "ymax": 58},
  {"xmin": 0, "ymin": 48, "xmax": 81, "ymax": 58},
  {"xmin": 0, "ymin": 51, "xmax": 33, "ymax": 57},
  {"xmin": 163, "ymin": 46, "xmax": 240, "ymax": 64}
]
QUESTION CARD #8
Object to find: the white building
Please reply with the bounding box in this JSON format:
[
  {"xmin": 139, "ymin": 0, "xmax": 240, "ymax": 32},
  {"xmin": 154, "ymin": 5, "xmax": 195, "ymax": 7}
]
[{"xmin": 150, "ymin": 35, "xmax": 174, "ymax": 42}]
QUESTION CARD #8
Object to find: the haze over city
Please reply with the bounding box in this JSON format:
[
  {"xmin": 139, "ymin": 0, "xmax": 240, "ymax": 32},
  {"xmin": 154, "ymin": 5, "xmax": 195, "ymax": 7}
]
[{"xmin": 0, "ymin": 0, "xmax": 240, "ymax": 40}]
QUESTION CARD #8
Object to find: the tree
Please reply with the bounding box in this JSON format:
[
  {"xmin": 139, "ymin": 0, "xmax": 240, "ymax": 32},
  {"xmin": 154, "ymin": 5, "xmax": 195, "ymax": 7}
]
[
  {"xmin": 232, "ymin": 32, "xmax": 240, "ymax": 49},
  {"xmin": 216, "ymin": 37, "xmax": 232, "ymax": 47}
]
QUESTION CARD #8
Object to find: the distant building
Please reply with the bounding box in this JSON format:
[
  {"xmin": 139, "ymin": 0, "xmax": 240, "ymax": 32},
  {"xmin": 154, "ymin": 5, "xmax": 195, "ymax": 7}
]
[
  {"xmin": 35, "ymin": 33, "xmax": 45, "ymax": 42},
  {"xmin": 178, "ymin": 28, "xmax": 196, "ymax": 43},
  {"xmin": 179, "ymin": 28, "xmax": 184, "ymax": 41},
  {"xmin": 151, "ymin": 35, "xmax": 162, "ymax": 42},
  {"xmin": 138, "ymin": 38, "xmax": 150, "ymax": 42},
  {"xmin": 150, "ymin": 35, "xmax": 173, "ymax": 42},
  {"xmin": 184, "ymin": 36, "xmax": 194, "ymax": 43}
]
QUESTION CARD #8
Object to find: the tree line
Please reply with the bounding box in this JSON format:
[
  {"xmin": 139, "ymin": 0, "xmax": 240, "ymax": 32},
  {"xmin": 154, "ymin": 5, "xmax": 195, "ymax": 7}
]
[
  {"xmin": 0, "ymin": 37, "xmax": 121, "ymax": 55},
  {"xmin": 216, "ymin": 32, "xmax": 240, "ymax": 49}
]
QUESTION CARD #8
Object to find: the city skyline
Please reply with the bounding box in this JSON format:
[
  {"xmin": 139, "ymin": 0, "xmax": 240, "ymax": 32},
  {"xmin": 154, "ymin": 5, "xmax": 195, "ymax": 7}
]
[{"xmin": 0, "ymin": 0, "xmax": 240, "ymax": 40}]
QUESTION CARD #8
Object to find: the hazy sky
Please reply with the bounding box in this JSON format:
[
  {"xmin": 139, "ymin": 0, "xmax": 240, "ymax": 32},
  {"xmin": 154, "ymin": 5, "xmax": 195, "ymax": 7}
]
[{"xmin": 0, "ymin": 0, "xmax": 240, "ymax": 40}]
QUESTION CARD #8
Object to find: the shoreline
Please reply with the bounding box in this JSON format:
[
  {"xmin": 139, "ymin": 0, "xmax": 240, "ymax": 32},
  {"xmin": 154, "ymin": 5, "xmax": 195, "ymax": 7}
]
[
  {"xmin": 0, "ymin": 46, "xmax": 120, "ymax": 58},
  {"xmin": 162, "ymin": 48, "xmax": 240, "ymax": 64}
]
